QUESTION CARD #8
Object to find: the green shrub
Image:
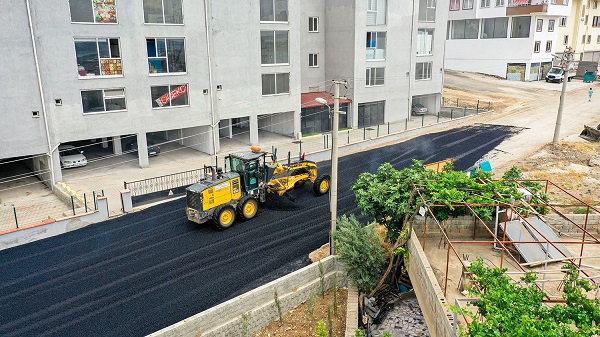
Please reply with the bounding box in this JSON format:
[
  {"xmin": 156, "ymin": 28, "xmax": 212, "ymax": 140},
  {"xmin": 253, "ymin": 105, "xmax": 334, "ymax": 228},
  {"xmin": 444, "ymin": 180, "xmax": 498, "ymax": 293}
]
[{"xmin": 332, "ymin": 214, "xmax": 387, "ymax": 293}]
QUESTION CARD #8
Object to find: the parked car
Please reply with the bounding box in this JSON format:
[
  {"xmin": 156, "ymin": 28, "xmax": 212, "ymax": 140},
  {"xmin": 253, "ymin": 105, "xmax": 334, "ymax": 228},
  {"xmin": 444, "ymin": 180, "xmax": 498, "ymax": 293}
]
[
  {"xmin": 125, "ymin": 138, "xmax": 161, "ymax": 156},
  {"xmin": 58, "ymin": 145, "xmax": 88, "ymax": 168},
  {"xmin": 411, "ymin": 103, "xmax": 428, "ymax": 116}
]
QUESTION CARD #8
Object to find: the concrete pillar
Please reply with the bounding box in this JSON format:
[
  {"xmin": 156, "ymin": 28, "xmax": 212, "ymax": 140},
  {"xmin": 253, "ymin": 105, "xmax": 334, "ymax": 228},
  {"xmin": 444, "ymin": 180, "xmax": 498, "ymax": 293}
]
[
  {"xmin": 294, "ymin": 110, "xmax": 301, "ymax": 140},
  {"xmin": 137, "ymin": 133, "xmax": 149, "ymax": 168},
  {"xmin": 218, "ymin": 119, "xmax": 233, "ymax": 139},
  {"xmin": 51, "ymin": 148, "xmax": 62, "ymax": 183},
  {"xmin": 101, "ymin": 137, "xmax": 109, "ymax": 148},
  {"xmin": 249, "ymin": 114, "xmax": 259, "ymax": 145},
  {"xmin": 120, "ymin": 189, "xmax": 133, "ymax": 212},
  {"xmin": 112, "ymin": 136, "xmax": 122, "ymax": 155}
]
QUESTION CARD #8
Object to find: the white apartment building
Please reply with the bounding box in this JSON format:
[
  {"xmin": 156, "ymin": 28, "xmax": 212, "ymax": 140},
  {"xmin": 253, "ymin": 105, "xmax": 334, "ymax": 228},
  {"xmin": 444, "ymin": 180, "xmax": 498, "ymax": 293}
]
[
  {"xmin": 1, "ymin": 0, "xmax": 447, "ymax": 185},
  {"xmin": 445, "ymin": 0, "xmax": 571, "ymax": 80},
  {"xmin": 557, "ymin": 0, "xmax": 600, "ymax": 63}
]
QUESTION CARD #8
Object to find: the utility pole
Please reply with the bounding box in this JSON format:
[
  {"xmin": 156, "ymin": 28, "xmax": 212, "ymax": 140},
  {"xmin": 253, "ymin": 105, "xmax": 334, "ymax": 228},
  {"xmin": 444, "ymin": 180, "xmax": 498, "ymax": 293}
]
[
  {"xmin": 329, "ymin": 80, "xmax": 345, "ymax": 256},
  {"xmin": 552, "ymin": 46, "xmax": 574, "ymax": 145}
]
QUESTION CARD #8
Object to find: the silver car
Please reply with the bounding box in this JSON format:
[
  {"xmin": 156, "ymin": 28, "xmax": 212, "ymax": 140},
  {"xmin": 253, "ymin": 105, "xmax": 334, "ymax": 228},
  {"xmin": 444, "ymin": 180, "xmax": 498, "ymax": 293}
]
[
  {"xmin": 59, "ymin": 145, "xmax": 88, "ymax": 168},
  {"xmin": 411, "ymin": 103, "xmax": 428, "ymax": 116}
]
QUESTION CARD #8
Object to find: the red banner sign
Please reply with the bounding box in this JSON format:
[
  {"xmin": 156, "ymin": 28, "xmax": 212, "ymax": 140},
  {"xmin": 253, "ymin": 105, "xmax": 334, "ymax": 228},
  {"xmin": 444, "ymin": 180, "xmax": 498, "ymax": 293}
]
[{"xmin": 155, "ymin": 85, "xmax": 187, "ymax": 107}]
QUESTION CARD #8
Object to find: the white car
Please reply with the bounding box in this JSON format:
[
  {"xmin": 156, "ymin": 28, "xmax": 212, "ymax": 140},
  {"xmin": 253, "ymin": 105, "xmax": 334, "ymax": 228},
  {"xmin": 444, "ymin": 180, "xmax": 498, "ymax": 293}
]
[{"xmin": 59, "ymin": 145, "xmax": 88, "ymax": 168}]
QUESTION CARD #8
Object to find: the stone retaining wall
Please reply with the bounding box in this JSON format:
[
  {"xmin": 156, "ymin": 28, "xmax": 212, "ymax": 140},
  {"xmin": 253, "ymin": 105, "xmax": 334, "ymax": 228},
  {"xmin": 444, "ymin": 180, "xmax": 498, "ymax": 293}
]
[
  {"xmin": 412, "ymin": 213, "xmax": 600, "ymax": 235},
  {"xmin": 149, "ymin": 256, "xmax": 350, "ymax": 337},
  {"xmin": 407, "ymin": 229, "xmax": 454, "ymax": 337}
]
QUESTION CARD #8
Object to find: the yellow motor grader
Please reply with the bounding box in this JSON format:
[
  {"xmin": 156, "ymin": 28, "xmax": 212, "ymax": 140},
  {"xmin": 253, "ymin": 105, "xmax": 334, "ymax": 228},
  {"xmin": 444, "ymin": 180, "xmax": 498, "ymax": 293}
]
[{"xmin": 185, "ymin": 148, "xmax": 330, "ymax": 229}]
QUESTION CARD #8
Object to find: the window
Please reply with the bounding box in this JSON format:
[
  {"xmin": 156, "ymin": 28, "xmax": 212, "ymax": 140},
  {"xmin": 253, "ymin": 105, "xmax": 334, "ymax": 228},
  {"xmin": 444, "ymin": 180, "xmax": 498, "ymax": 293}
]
[
  {"xmin": 366, "ymin": 32, "xmax": 387, "ymax": 60},
  {"xmin": 564, "ymin": 35, "xmax": 569, "ymax": 44},
  {"xmin": 415, "ymin": 62, "xmax": 432, "ymax": 80},
  {"xmin": 81, "ymin": 88, "xmax": 126, "ymax": 113},
  {"xmin": 450, "ymin": 0, "xmax": 460, "ymax": 10},
  {"xmin": 496, "ymin": 0, "xmax": 505, "ymax": 7},
  {"xmin": 358, "ymin": 101, "xmax": 385, "ymax": 128},
  {"xmin": 147, "ymin": 38, "xmax": 186, "ymax": 74},
  {"xmin": 309, "ymin": 53, "xmax": 318, "ymax": 67},
  {"xmin": 481, "ymin": 0, "xmax": 491, "ymax": 8},
  {"xmin": 309, "ymin": 17, "xmax": 319, "ymax": 32},
  {"xmin": 261, "ymin": 31, "xmax": 289, "ymax": 65},
  {"xmin": 75, "ymin": 38, "xmax": 122, "ymax": 77},
  {"xmin": 588, "ymin": 35, "xmax": 592, "ymax": 44},
  {"xmin": 481, "ymin": 17, "xmax": 509, "ymax": 38},
  {"xmin": 559, "ymin": 17, "xmax": 567, "ymax": 26},
  {"xmin": 417, "ymin": 29, "xmax": 434, "ymax": 55},
  {"xmin": 464, "ymin": 0, "xmax": 474, "ymax": 9},
  {"xmin": 366, "ymin": 67, "xmax": 385, "ymax": 86},
  {"xmin": 545, "ymin": 40, "xmax": 552, "ymax": 52},
  {"xmin": 593, "ymin": 16, "xmax": 600, "ymax": 27},
  {"xmin": 511, "ymin": 16, "xmax": 531, "ymax": 38},
  {"xmin": 597, "ymin": 35, "xmax": 600, "ymax": 43},
  {"xmin": 595, "ymin": 0, "xmax": 598, "ymax": 8},
  {"xmin": 367, "ymin": 0, "xmax": 387, "ymax": 25},
  {"xmin": 260, "ymin": 0, "xmax": 288, "ymax": 22},
  {"xmin": 151, "ymin": 84, "xmax": 188, "ymax": 108},
  {"xmin": 536, "ymin": 19, "xmax": 543, "ymax": 32},
  {"xmin": 143, "ymin": 0, "xmax": 183, "ymax": 24},
  {"xmin": 534, "ymin": 41, "xmax": 541, "ymax": 52},
  {"xmin": 585, "ymin": 15, "xmax": 589, "ymax": 25},
  {"xmin": 451, "ymin": 19, "xmax": 480, "ymax": 39},
  {"xmin": 262, "ymin": 73, "xmax": 289, "ymax": 95},
  {"xmin": 69, "ymin": 0, "xmax": 117, "ymax": 23},
  {"xmin": 419, "ymin": 0, "xmax": 436, "ymax": 22},
  {"xmin": 548, "ymin": 19, "xmax": 555, "ymax": 32},
  {"xmin": 583, "ymin": 35, "xmax": 587, "ymax": 44}
]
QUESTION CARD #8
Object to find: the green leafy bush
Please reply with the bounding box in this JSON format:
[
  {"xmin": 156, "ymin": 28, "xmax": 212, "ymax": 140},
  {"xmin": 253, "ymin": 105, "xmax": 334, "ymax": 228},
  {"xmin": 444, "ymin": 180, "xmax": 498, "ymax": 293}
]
[{"xmin": 332, "ymin": 215, "xmax": 387, "ymax": 293}]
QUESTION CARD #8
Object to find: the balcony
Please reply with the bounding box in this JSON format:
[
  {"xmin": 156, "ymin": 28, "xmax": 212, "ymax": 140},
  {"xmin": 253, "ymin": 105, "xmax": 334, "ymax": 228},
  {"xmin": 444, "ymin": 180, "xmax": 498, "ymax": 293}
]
[{"xmin": 506, "ymin": 0, "xmax": 567, "ymax": 15}]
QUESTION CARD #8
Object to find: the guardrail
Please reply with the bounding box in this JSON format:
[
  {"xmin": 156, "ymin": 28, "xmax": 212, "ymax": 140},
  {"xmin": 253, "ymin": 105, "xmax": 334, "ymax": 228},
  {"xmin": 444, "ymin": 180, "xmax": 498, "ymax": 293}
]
[{"xmin": 124, "ymin": 168, "xmax": 206, "ymax": 197}]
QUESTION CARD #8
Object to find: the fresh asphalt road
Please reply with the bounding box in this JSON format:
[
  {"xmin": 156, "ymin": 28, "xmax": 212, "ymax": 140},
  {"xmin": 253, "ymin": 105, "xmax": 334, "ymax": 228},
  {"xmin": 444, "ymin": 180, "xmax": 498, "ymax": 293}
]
[{"xmin": 0, "ymin": 124, "xmax": 524, "ymax": 337}]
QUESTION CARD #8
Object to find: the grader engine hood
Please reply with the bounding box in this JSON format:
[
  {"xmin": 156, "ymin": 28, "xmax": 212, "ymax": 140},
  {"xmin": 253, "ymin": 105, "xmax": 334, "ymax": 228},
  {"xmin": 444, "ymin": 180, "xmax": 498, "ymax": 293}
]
[{"xmin": 186, "ymin": 172, "xmax": 242, "ymax": 213}]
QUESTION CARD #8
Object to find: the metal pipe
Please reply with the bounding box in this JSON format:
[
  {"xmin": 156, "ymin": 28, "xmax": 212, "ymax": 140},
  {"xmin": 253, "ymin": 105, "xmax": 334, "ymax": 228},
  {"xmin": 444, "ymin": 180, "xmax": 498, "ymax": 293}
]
[
  {"xmin": 203, "ymin": 0, "xmax": 218, "ymax": 155},
  {"xmin": 26, "ymin": 0, "xmax": 55, "ymax": 188},
  {"xmin": 13, "ymin": 207, "xmax": 18, "ymax": 229},
  {"xmin": 71, "ymin": 196, "xmax": 75, "ymax": 215}
]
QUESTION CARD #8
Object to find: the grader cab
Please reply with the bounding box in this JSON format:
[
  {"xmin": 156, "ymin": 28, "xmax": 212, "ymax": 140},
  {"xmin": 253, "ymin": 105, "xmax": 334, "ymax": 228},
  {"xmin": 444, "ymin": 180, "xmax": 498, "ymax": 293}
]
[{"xmin": 185, "ymin": 148, "xmax": 330, "ymax": 229}]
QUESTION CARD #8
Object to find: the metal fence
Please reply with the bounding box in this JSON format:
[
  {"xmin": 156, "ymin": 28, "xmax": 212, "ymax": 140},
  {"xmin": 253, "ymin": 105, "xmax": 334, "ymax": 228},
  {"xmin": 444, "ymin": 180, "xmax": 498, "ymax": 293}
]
[
  {"xmin": 124, "ymin": 168, "xmax": 207, "ymax": 197},
  {"xmin": 442, "ymin": 97, "xmax": 493, "ymax": 111},
  {"xmin": 0, "ymin": 190, "xmax": 103, "ymax": 232}
]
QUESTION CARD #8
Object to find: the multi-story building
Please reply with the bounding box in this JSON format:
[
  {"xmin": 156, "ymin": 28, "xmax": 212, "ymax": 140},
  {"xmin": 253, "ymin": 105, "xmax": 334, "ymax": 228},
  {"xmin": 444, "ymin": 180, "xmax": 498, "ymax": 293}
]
[
  {"xmin": 445, "ymin": 0, "xmax": 571, "ymax": 80},
  {"xmin": 1, "ymin": 0, "xmax": 447, "ymax": 185},
  {"xmin": 556, "ymin": 0, "xmax": 600, "ymax": 63}
]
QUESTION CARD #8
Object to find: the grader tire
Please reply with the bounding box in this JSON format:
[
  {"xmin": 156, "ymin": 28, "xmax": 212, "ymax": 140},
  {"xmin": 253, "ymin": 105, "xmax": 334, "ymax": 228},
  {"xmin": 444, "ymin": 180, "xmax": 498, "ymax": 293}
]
[
  {"xmin": 313, "ymin": 174, "xmax": 331, "ymax": 196},
  {"xmin": 213, "ymin": 205, "xmax": 236, "ymax": 230},
  {"xmin": 237, "ymin": 196, "xmax": 259, "ymax": 220}
]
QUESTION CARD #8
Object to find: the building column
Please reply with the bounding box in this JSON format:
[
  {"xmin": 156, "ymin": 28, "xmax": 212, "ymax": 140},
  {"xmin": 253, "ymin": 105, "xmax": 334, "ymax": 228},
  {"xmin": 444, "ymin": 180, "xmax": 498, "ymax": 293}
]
[
  {"xmin": 137, "ymin": 133, "xmax": 149, "ymax": 168},
  {"xmin": 51, "ymin": 148, "xmax": 62, "ymax": 183},
  {"xmin": 101, "ymin": 137, "xmax": 109, "ymax": 149},
  {"xmin": 112, "ymin": 136, "xmax": 122, "ymax": 155},
  {"xmin": 249, "ymin": 114, "xmax": 259, "ymax": 146},
  {"xmin": 294, "ymin": 110, "xmax": 302, "ymax": 139}
]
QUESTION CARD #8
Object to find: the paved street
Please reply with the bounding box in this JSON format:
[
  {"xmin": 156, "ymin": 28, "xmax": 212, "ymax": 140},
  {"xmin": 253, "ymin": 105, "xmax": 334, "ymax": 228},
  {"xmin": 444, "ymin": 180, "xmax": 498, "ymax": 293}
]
[{"xmin": 0, "ymin": 124, "xmax": 522, "ymax": 337}]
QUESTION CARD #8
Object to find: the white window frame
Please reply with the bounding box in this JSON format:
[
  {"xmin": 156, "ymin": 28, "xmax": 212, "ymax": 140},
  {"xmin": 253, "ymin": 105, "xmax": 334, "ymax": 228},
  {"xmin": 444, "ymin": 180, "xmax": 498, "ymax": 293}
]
[
  {"xmin": 536, "ymin": 19, "xmax": 543, "ymax": 32},
  {"xmin": 417, "ymin": 29, "xmax": 434, "ymax": 55},
  {"xmin": 367, "ymin": 0, "xmax": 387, "ymax": 25},
  {"xmin": 534, "ymin": 41, "xmax": 541, "ymax": 53},
  {"xmin": 69, "ymin": 0, "xmax": 118, "ymax": 24},
  {"xmin": 261, "ymin": 73, "xmax": 290, "ymax": 96},
  {"xmin": 480, "ymin": 0, "xmax": 491, "ymax": 8},
  {"xmin": 587, "ymin": 35, "xmax": 592, "ymax": 44},
  {"xmin": 450, "ymin": 0, "xmax": 460, "ymax": 10},
  {"xmin": 151, "ymin": 84, "xmax": 189, "ymax": 109},
  {"xmin": 366, "ymin": 67, "xmax": 385, "ymax": 86},
  {"xmin": 309, "ymin": 17, "xmax": 319, "ymax": 32},
  {"xmin": 260, "ymin": 0, "xmax": 288, "ymax": 22},
  {"xmin": 309, "ymin": 53, "xmax": 318, "ymax": 67},
  {"xmin": 419, "ymin": 0, "xmax": 436, "ymax": 22},
  {"xmin": 496, "ymin": 0, "xmax": 505, "ymax": 7},
  {"xmin": 147, "ymin": 37, "xmax": 187, "ymax": 75},
  {"xmin": 464, "ymin": 0, "xmax": 474, "ymax": 9},
  {"xmin": 81, "ymin": 88, "xmax": 127, "ymax": 114},
  {"xmin": 545, "ymin": 40, "xmax": 552, "ymax": 52},
  {"xmin": 74, "ymin": 38, "xmax": 122, "ymax": 78},
  {"xmin": 261, "ymin": 30, "xmax": 290, "ymax": 65},
  {"xmin": 548, "ymin": 19, "xmax": 555, "ymax": 32},
  {"xmin": 366, "ymin": 31, "xmax": 387, "ymax": 60},
  {"xmin": 415, "ymin": 62, "xmax": 433, "ymax": 80},
  {"xmin": 559, "ymin": 17, "xmax": 567, "ymax": 26},
  {"xmin": 142, "ymin": 0, "xmax": 184, "ymax": 25},
  {"xmin": 564, "ymin": 35, "xmax": 569, "ymax": 45}
]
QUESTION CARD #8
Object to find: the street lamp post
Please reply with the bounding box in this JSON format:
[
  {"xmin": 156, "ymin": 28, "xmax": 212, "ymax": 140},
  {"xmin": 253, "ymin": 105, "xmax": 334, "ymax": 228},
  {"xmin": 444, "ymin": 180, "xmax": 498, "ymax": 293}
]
[
  {"xmin": 553, "ymin": 46, "xmax": 574, "ymax": 145},
  {"xmin": 316, "ymin": 80, "xmax": 344, "ymax": 256}
]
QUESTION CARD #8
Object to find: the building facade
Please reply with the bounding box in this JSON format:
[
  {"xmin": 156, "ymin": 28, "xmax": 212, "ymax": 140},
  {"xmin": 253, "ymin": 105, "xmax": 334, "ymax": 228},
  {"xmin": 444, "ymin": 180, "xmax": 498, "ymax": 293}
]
[
  {"xmin": 1, "ymin": 0, "xmax": 447, "ymax": 184},
  {"xmin": 556, "ymin": 0, "xmax": 600, "ymax": 63},
  {"xmin": 445, "ymin": 0, "xmax": 571, "ymax": 80}
]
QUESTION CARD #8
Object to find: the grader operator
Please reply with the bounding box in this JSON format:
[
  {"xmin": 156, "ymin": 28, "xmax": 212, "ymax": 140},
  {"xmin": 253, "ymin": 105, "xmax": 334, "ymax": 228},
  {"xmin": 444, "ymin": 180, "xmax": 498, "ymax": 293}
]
[{"xmin": 185, "ymin": 148, "xmax": 330, "ymax": 229}]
